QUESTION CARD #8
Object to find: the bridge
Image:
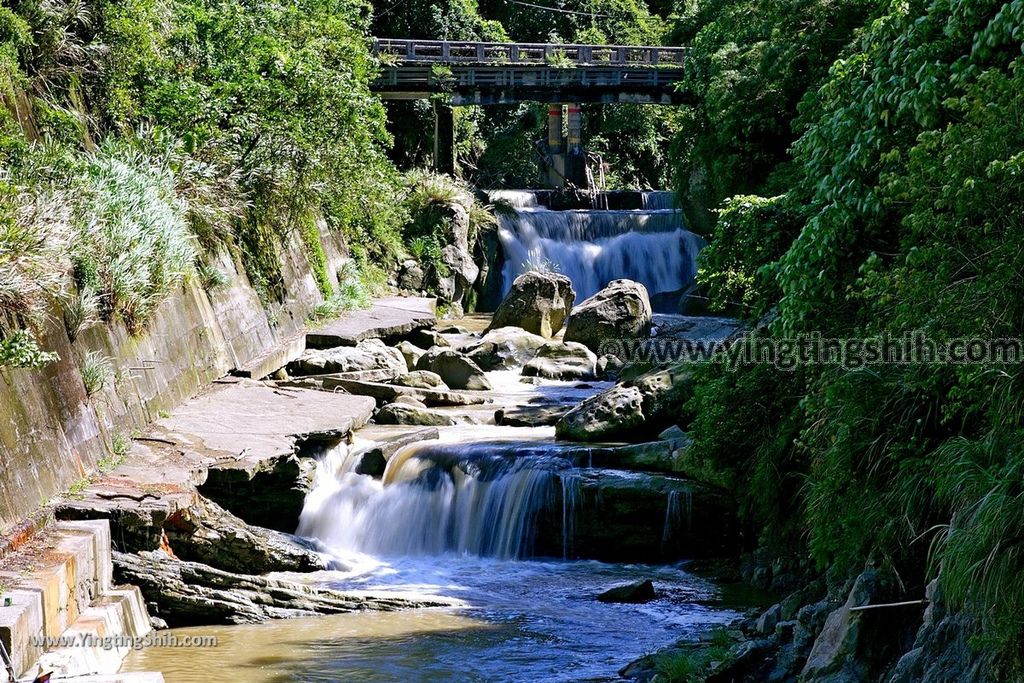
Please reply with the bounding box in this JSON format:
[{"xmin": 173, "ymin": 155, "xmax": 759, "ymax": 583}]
[
  {"xmin": 372, "ymin": 39, "xmax": 690, "ymax": 106},
  {"xmin": 371, "ymin": 39, "xmax": 690, "ymax": 186}
]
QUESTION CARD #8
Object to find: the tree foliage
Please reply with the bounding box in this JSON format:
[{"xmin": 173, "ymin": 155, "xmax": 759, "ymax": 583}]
[{"xmin": 681, "ymin": 0, "xmax": 1024, "ymax": 668}]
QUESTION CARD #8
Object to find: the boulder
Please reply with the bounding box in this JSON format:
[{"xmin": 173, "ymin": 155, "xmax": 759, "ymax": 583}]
[
  {"xmin": 465, "ymin": 326, "xmax": 547, "ymax": 370},
  {"xmin": 564, "ymin": 279, "xmax": 653, "ymax": 353},
  {"xmin": 416, "ymin": 348, "xmax": 492, "ymax": 391},
  {"xmin": 555, "ymin": 385, "xmax": 645, "ymax": 442},
  {"xmin": 626, "ymin": 364, "xmax": 693, "ymax": 428},
  {"xmin": 598, "ymin": 580, "xmax": 657, "ymax": 604},
  {"xmin": 597, "ymin": 353, "xmax": 625, "ymax": 380},
  {"xmin": 441, "ymin": 245, "xmax": 480, "ymax": 286},
  {"xmin": 393, "ymin": 371, "xmax": 447, "ymax": 390},
  {"xmin": 522, "ymin": 342, "xmax": 597, "ymax": 381},
  {"xmin": 393, "ymin": 394, "xmax": 428, "ymax": 408},
  {"xmin": 495, "ymin": 404, "xmax": 570, "ymax": 427},
  {"xmin": 375, "ymin": 403, "xmax": 457, "ymax": 427},
  {"xmin": 282, "ymin": 375, "xmax": 489, "ymax": 407},
  {"xmin": 395, "ymin": 341, "xmax": 427, "ymax": 371},
  {"xmin": 488, "ymin": 271, "xmax": 575, "ymax": 338},
  {"xmin": 406, "ymin": 329, "xmax": 451, "ymax": 349},
  {"xmin": 288, "ymin": 339, "xmax": 406, "ymax": 377},
  {"xmin": 398, "ymin": 260, "xmax": 425, "ymax": 291},
  {"xmin": 353, "ymin": 428, "xmax": 440, "ymax": 477},
  {"xmin": 163, "ymin": 496, "xmax": 326, "ymax": 574},
  {"xmin": 802, "ymin": 569, "xmax": 910, "ymax": 682}
]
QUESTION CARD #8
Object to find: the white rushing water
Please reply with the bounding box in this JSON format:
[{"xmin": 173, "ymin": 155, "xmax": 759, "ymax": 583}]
[
  {"xmin": 298, "ymin": 437, "xmax": 572, "ymax": 560},
  {"xmin": 491, "ymin": 190, "xmax": 704, "ymax": 302}
]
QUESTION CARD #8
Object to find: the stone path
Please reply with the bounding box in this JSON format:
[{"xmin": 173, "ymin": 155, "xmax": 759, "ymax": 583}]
[{"xmin": 306, "ymin": 297, "xmax": 436, "ymax": 347}]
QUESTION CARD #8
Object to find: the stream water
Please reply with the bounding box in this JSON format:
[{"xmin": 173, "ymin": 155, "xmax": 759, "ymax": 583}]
[
  {"xmin": 490, "ymin": 190, "xmax": 704, "ymax": 305},
  {"xmin": 123, "ymin": 408, "xmax": 740, "ymax": 682}
]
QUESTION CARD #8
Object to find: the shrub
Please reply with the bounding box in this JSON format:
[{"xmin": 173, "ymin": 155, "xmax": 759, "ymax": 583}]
[
  {"xmin": 80, "ymin": 350, "xmax": 112, "ymax": 396},
  {"xmin": 0, "ymin": 329, "xmax": 59, "ymax": 369},
  {"xmin": 72, "ymin": 139, "xmax": 197, "ymax": 334}
]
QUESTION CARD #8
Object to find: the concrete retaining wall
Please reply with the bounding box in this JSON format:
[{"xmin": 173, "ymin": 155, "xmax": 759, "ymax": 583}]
[{"xmin": 0, "ymin": 231, "xmax": 347, "ymax": 537}]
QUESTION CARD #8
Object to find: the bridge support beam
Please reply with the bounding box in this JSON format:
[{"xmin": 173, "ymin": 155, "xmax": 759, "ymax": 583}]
[
  {"xmin": 547, "ymin": 104, "xmax": 565, "ymax": 188},
  {"xmin": 565, "ymin": 103, "xmax": 587, "ymax": 188},
  {"xmin": 433, "ymin": 101, "xmax": 455, "ymax": 175}
]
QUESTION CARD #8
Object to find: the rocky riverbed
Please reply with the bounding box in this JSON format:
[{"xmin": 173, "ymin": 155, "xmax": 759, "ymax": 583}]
[{"xmin": 56, "ymin": 277, "xmax": 761, "ymax": 681}]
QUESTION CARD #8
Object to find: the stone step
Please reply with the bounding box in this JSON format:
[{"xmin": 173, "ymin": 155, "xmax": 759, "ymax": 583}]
[
  {"xmin": 0, "ymin": 520, "xmax": 158, "ymax": 680},
  {"xmin": 34, "ymin": 585, "xmax": 151, "ymax": 677}
]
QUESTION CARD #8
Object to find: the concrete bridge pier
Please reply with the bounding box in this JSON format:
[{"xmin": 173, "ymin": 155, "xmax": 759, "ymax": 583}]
[
  {"xmin": 433, "ymin": 100, "xmax": 455, "ymax": 175},
  {"xmin": 565, "ymin": 103, "xmax": 587, "ymax": 188},
  {"xmin": 547, "ymin": 104, "xmax": 566, "ymax": 187}
]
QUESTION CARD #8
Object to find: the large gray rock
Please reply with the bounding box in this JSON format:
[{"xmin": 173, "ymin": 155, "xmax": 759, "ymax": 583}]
[
  {"xmin": 564, "ymin": 279, "xmax": 653, "ymax": 353},
  {"xmin": 288, "ymin": 339, "xmax": 406, "ymax": 377},
  {"xmin": 441, "ymin": 245, "xmax": 480, "ymax": 286},
  {"xmin": 393, "ymin": 370, "xmax": 447, "ymax": 390},
  {"xmin": 522, "ymin": 342, "xmax": 597, "ymax": 381},
  {"xmin": 375, "ymin": 403, "xmax": 457, "ymax": 427},
  {"xmin": 114, "ymin": 550, "xmax": 453, "ymax": 627},
  {"xmin": 598, "ymin": 580, "xmax": 657, "ymax": 604},
  {"xmin": 199, "ymin": 453, "xmax": 317, "ymax": 534},
  {"xmin": 416, "ymin": 348, "xmax": 492, "ymax": 391},
  {"xmin": 465, "ymin": 326, "xmax": 548, "ymax": 370},
  {"xmin": 488, "ymin": 271, "xmax": 575, "ymax": 338},
  {"xmin": 555, "ymin": 385, "xmax": 645, "ymax": 442},
  {"xmin": 626, "ymin": 365, "xmax": 694, "ymax": 428},
  {"xmin": 802, "ymin": 569, "xmax": 902, "ymax": 682},
  {"xmin": 163, "ymin": 496, "xmax": 326, "ymax": 574},
  {"xmin": 283, "ymin": 375, "xmax": 489, "ymax": 407},
  {"xmin": 398, "ymin": 259, "xmax": 425, "ymax": 291},
  {"xmin": 395, "ymin": 341, "xmax": 427, "ymax": 371},
  {"xmin": 352, "ymin": 428, "xmax": 440, "ymax": 477}
]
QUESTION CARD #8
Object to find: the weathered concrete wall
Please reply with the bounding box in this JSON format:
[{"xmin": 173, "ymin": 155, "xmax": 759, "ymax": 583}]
[{"xmin": 0, "ymin": 231, "xmax": 346, "ymax": 536}]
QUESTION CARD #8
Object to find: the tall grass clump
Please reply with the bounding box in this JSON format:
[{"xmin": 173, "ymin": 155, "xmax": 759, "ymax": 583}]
[
  {"xmin": 305, "ymin": 262, "xmax": 374, "ymax": 325},
  {"xmin": 0, "ymin": 177, "xmax": 71, "ymax": 367},
  {"xmin": 80, "ymin": 350, "xmax": 112, "ymax": 396},
  {"xmin": 72, "ymin": 139, "xmax": 197, "ymax": 334},
  {"xmin": 0, "ymin": 181, "xmax": 70, "ymax": 321}
]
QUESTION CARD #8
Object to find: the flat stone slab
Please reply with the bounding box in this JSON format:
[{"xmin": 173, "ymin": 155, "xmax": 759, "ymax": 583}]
[
  {"xmin": 307, "ymin": 297, "xmax": 436, "ymax": 348},
  {"xmin": 231, "ymin": 331, "xmax": 305, "ymax": 379},
  {"xmin": 161, "ymin": 380, "xmax": 376, "ymax": 461},
  {"xmin": 281, "ymin": 376, "xmax": 490, "ymax": 407},
  {"xmin": 58, "ymin": 381, "xmax": 374, "ymax": 546}
]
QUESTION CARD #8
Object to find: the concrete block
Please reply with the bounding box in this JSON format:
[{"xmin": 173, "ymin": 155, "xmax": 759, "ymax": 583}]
[
  {"xmin": 0, "ymin": 588, "xmax": 44, "ymax": 677},
  {"xmin": 56, "ymin": 520, "xmax": 113, "ymax": 592},
  {"xmin": 52, "ymin": 528, "xmax": 99, "ymax": 612},
  {"xmin": 35, "ymin": 586, "xmax": 154, "ymax": 677}
]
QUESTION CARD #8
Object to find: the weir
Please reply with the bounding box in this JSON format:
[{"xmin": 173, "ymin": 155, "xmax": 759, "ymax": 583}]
[
  {"xmin": 489, "ymin": 190, "xmax": 704, "ymax": 308},
  {"xmin": 297, "ymin": 437, "xmax": 720, "ymax": 563},
  {"xmin": 299, "ymin": 441, "xmax": 572, "ymax": 559}
]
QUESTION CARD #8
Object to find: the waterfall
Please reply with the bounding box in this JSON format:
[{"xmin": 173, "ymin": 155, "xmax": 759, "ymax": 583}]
[
  {"xmin": 494, "ymin": 199, "xmax": 704, "ymax": 303},
  {"xmin": 298, "ymin": 441, "xmax": 576, "ymax": 560}
]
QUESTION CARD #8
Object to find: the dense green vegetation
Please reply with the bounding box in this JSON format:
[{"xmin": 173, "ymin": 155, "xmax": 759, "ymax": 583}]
[
  {"xmin": 0, "ymin": 0, "xmax": 413, "ymax": 364},
  {"xmin": 676, "ymin": 0, "xmax": 1024, "ymax": 671}
]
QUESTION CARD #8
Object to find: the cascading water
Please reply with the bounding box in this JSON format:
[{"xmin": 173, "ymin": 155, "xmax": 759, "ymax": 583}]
[
  {"xmin": 298, "ymin": 440, "xmax": 577, "ymax": 560},
  {"xmin": 491, "ymin": 190, "xmax": 704, "ymax": 304}
]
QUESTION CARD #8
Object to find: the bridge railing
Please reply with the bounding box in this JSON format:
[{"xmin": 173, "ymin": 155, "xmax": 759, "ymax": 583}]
[
  {"xmin": 373, "ymin": 39, "xmax": 688, "ymax": 67},
  {"xmin": 375, "ymin": 65, "xmax": 688, "ymax": 90}
]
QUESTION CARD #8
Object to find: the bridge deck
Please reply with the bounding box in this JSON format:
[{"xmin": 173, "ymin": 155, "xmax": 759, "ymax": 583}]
[{"xmin": 371, "ymin": 39, "xmax": 690, "ymax": 105}]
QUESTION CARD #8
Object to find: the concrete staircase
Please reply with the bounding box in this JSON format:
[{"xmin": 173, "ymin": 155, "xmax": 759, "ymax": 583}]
[{"xmin": 0, "ymin": 520, "xmax": 163, "ymax": 682}]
